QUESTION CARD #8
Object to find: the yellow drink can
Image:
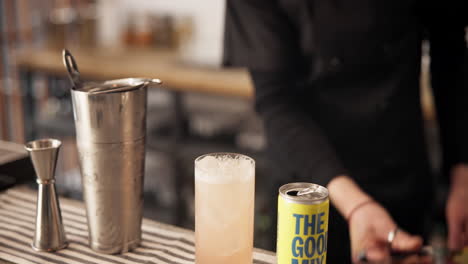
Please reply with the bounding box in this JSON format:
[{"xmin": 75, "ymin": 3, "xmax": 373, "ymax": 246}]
[{"xmin": 277, "ymin": 183, "xmax": 329, "ymax": 264}]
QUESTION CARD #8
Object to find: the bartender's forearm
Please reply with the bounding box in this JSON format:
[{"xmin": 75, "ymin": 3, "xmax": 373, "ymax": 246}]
[
  {"xmin": 327, "ymin": 175, "xmax": 373, "ymax": 220},
  {"xmin": 451, "ymin": 164, "xmax": 468, "ymax": 187}
]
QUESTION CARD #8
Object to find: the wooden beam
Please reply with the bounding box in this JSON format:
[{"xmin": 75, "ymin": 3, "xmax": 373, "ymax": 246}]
[{"xmin": 15, "ymin": 47, "xmax": 254, "ymax": 99}]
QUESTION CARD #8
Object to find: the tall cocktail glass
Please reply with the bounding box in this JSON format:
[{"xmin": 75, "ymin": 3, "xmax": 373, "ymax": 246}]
[{"xmin": 195, "ymin": 153, "xmax": 255, "ymax": 264}]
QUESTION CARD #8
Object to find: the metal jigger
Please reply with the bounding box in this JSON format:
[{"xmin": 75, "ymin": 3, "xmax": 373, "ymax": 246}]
[{"xmin": 25, "ymin": 138, "xmax": 68, "ymax": 252}]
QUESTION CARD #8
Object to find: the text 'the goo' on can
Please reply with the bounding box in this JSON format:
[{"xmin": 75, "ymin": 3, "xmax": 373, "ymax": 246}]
[{"xmin": 277, "ymin": 182, "xmax": 329, "ymax": 264}]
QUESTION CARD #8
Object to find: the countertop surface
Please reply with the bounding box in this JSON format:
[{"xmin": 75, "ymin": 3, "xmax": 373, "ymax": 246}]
[{"xmin": 0, "ymin": 186, "xmax": 276, "ymax": 264}]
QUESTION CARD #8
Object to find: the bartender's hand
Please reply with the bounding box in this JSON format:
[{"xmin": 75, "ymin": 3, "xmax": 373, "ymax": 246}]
[
  {"xmin": 446, "ymin": 164, "xmax": 468, "ymax": 250},
  {"xmin": 328, "ymin": 175, "xmax": 423, "ymax": 263},
  {"xmin": 348, "ymin": 200, "xmax": 423, "ymax": 262}
]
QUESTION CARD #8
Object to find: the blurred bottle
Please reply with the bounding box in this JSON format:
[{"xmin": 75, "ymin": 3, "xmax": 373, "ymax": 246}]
[
  {"xmin": 152, "ymin": 14, "xmax": 174, "ymax": 49},
  {"xmin": 46, "ymin": 0, "xmax": 77, "ymax": 49},
  {"xmin": 133, "ymin": 12, "xmax": 153, "ymax": 48},
  {"xmin": 122, "ymin": 12, "xmax": 153, "ymax": 48},
  {"xmin": 173, "ymin": 16, "xmax": 193, "ymax": 52},
  {"xmin": 122, "ymin": 13, "xmax": 136, "ymax": 47},
  {"xmin": 76, "ymin": 0, "xmax": 98, "ymax": 48}
]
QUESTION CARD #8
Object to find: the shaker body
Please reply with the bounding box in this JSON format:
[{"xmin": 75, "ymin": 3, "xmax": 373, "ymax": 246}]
[{"xmin": 72, "ymin": 83, "xmax": 147, "ymax": 254}]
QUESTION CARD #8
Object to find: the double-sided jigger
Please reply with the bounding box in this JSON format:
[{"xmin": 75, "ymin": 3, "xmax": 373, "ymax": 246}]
[{"xmin": 25, "ymin": 138, "xmax": 68, "ymax": 252}]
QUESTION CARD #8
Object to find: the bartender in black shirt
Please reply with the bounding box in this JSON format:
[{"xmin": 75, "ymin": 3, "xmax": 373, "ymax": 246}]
[{"xmin": 224, "ymin": 0, "xmax": 467, "ymax": 262}]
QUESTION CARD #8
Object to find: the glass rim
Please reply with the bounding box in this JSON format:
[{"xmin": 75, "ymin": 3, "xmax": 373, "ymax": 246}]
[
  {"xmin": 195, "ymin": 152, "xmax": 255, "ymax": 172},
  {"xmin": 195, "ymin": 152, "xmax": 255, "ymax": 162}
]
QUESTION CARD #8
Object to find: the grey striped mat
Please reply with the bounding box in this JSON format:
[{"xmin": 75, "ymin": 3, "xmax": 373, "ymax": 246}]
[{"xmin": 0, "ymin": 187, "xmax": 276, "ymax": 264}]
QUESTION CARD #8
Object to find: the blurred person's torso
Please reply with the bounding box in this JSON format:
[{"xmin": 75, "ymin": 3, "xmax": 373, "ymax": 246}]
[{"xmin": 278, "ymin": 0, "xmax": 431, "ymax": 204}]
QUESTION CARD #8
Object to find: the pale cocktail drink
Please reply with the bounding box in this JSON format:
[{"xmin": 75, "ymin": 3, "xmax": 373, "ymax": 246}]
[{"xmin": 195, "ymin": 153, "xmax": 255, "ymax": 264}]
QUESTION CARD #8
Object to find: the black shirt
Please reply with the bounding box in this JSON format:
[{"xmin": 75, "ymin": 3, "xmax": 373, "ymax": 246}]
[{"xmin": 224, "ymin": 0, "xmax": 467, "ymax": 206}]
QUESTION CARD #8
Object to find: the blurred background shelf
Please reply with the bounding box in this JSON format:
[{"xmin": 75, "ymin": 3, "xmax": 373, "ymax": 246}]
[{"xmin": 15, "ymin": 47, "xmax": 254, "ymax": 98}]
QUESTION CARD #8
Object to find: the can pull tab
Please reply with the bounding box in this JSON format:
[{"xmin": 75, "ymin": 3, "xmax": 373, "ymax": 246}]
[
  {"xmin": 62, "ymin": 49, "xmax": 83, "ymax": 90},
  {"xmin": 297, "ymin": 186, "xmax": 318, "ymax": 196}
]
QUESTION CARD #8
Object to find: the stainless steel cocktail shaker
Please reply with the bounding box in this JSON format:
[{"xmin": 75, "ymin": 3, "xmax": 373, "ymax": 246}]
[{"xmin": 64, "ymin": 50, "xmax": 161, "ymax": 254}]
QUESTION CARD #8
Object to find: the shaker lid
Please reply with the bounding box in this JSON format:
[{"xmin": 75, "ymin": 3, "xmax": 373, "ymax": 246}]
[
  {"xmin": 62, "ymin": 49, "xmax": 161, "ymax": 94},
  {"xmin": 76, "ymin": 78, "xmax": 162, "ymax": 94}
]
